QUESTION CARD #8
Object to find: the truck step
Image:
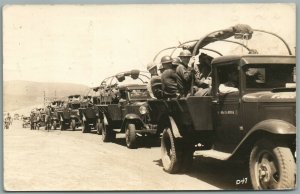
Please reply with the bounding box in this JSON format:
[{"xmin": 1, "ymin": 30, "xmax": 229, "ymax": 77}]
[{"xmin": 194, "ymin": 150, "xmax": 231, "ymax": 161}]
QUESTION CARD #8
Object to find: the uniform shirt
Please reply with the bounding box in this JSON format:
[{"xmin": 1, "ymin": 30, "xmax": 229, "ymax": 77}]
[
  {"xmin": 219, "ymin": 82, "xmax": 239, "ymax": 94},
  {"xmin": 161, "ymin": 69, "xmax": 178, "ymax": 97},
  {"xmin": 147, "ymin": 81, "xmax": 155, "ymax": 98},
  {"xmin": 150, "ymin": 75, "xmax": 164, "ymax": 99},
  {"xmin": 176, "ymin": 65, "xmax": 192, "ymax": 96}
]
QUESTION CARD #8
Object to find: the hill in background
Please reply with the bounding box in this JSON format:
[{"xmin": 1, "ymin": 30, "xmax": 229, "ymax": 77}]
[{"xmin": 4, "ymin": 80, "xmax": 90, "ymax": 112}]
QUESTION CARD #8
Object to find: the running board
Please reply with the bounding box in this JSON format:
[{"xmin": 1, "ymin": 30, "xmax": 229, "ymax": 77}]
[{"xmin": 194, "ymin": 150, "xmax": 232, "ymax": 161}]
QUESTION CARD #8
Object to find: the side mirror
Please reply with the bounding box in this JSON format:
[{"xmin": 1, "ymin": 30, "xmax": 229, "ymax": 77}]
[{"xmin": 130, "ymin": 69, "xmax": 140, "ymax": 79}]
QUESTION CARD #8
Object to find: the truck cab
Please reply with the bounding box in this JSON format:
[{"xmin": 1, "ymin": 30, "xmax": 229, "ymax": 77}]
[{"xmin": 210, "ymin": 55, "xmax": 296, "ymax": 151}]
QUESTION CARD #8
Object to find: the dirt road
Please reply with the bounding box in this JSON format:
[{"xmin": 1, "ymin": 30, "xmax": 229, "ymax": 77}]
[{"xmin": 4, "ymin": 120, "xmax": 252, "ymax": 191}]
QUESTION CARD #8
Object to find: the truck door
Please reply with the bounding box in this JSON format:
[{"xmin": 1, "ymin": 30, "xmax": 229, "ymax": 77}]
[{"xmin": 213, "ymin": 63, "xmax": 243, "ymax": 148}]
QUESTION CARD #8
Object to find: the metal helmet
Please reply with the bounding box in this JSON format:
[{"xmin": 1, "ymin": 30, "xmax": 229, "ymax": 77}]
[
  {"xmin": 147, "ymin": 62, "xmax": 156, "ymax": 71},
  {"xmin": 172, "ymin": 57, "xmax": 182, "ymax": 66},
  {"xmin": 179, "ymin": 50, "xmax": 192, "ymax": 57},
  {"xmin": 160, "ymin": 55, "xmax": 172, "ymax": 64}
]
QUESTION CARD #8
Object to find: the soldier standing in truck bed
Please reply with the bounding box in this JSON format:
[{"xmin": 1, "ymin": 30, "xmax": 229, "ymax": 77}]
[
  {"xmin": 160, "ymin": 55, "xmax": 179, "ymax": 98},
  {"xmin": 175, "ymin": 50, "xmax": 195, "ymax": 97},
  {"xmin": 194, "ymin": 53, "xmax": 213, "ymax": 96}
]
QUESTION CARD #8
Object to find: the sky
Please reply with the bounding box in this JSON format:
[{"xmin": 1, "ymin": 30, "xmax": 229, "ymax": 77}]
[{"xmin": 3, "ymin": 3, "xmax": 296, "ymax": 87}]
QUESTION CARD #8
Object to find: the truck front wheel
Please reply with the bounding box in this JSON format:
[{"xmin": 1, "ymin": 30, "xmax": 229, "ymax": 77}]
[
  {"xmin": 82, "ymin": 121, "xmax": 90, "ymax": 133},
  {"xmin": 96, "ymin": 119, "xmax": 102, "ymax": 135},
  {"xmin": 70, "ymin": 119, "xmax": 76, "ymax": 131},
  {"xmin": 125, "ymin": 123, "xmax": 137, "ymax": 149},
  {"xmin": 161, "ymin": 128, "xmax": 183, "ymax": 174},
  {"xmin": 249, "ymin": 139, "xmax": 296, "ymax": 189}
]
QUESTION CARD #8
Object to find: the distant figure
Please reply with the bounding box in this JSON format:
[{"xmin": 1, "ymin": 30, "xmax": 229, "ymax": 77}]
[{"xmin": 4, "ymin": 113, "xmax": 11, "ymax": 129}]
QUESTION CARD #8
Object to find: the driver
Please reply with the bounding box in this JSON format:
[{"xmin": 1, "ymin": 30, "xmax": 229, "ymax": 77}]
[{"xmin": 219, "ymin": 70, "xmax": 239, "ymax": 94}]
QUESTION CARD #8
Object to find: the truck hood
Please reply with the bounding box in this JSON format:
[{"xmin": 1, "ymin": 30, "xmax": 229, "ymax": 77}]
[{"xmin": 242, "ymin": 91, "xmax": 296, "ymax": 102}]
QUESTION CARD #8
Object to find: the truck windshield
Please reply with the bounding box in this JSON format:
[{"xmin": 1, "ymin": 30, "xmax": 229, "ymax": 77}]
[
  {"xmin": 243, "ymin": 64, "xmax": 295, "ymax": 89},
  {"xmin": 128, "ymin": 89, "xmax": 150, "ymax": 100}
]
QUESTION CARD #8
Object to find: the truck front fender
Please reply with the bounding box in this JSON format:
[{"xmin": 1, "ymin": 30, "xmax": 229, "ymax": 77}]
[
  {"xmin": 230, "ymin": 119, "xmax": 295, "ymax": 160},
  {"xmin": 121, "ymin": 114, "xmax": 144, "ymax": 132},
  {"xmin": 250, "ymin": 119, "xmax": 296, "ymax": 135}
]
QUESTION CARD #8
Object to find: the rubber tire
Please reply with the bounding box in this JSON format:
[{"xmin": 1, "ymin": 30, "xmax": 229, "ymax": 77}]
[
  {"xmin": 71, "ymin": 119, "xmax": 76, "ymax": 131},
  {"xmin": 52, "ymin": 121, "xmax": 57, "ymax": 130},
  {"xmin": 60, "ymin": 121, "xmax": 66, "ymax": 131},
  {"xmin": 82, "ymin": 121, "xmax": 90, "ymax": 133},
  {"xmin": 125, "ymin": 123, "xmax": 137, "ymax": 149},
  {"xmin": 102, "ymin": 123, "xmax": 115, "ymax": 142},
  {"xmin": 161, "ymin": 128, "xmax": 183, "ymax": 174},
  {"xmin": 249, "ymin": 139, "xmax": 296, "ymax": 190},
  {"xmin": 96, "ymin": 119, "xmax": 102, "ymax": 135}
]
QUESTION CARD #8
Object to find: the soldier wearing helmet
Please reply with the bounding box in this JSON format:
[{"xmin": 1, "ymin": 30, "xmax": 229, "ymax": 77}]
[
  {"xmin": 160, "ymin": 55, "xmax": 178, "ymax": 98},
  {"xmin": 158, "ymin": 64, "xmax": 165, "ymax": 74},
  {"xmin": 175, "ymin": 51, "xmax": 194, "ymax": 97},
  {"xmin": 178, "ymin": 50, "xmax": 195, "ymax": 67},
  {"xmin": 147, "ymin": 62, "xmax": 158, "ymax": 76},
  {"xmin": 146, "ymin": 62, "xmax": 163, "ymax": 99}
]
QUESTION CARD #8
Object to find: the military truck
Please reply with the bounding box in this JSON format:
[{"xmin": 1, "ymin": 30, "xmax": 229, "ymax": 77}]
[
  {"xmin": 148, "ymin": 24, "xmax": 296, "ymax": 189},
  {"xmin": 98, "ymin": 70, "xmax": 158, "ymax": 148},
  {"xmin": 47, "ymin": 100, "xmax": 64, "ymax": 130},
  {"xmin": 79, "ymin": 95, "xmax": 101, "ymax": 133},
  {"xmin": 58, "ymin": 95, "xmax": 82, "ymax": 130}
]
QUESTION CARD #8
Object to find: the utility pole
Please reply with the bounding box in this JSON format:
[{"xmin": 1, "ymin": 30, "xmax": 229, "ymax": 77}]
[{"xmin": 43, "ymin": 91, "xmax": 46, "ymax": 107}]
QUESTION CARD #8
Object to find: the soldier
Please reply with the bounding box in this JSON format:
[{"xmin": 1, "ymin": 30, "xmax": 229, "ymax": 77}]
[
  {"xmin": 158, "ymin": 64, "xmax": 165, "ymax": 74},
  {"xmin": 175, "ymin": 51, "xmax": 193, "ymax": 97},
  {"xmin": 30, "ymin": 111, "xmax": 35, "ymax": 130},
  {"xmin": 45, "ymin": 105, "xmax": 51, "ymax": 130},
  {"xmin": 147, "ymin": 62, "xmax": 164, "ymax": 99},
  {"xmin": 194, "ymin": 53, "xmax": 213, "ymax": 96},
  {"xmin": 160, "ymin": 55, "xmax": 178, "ymax": 98},
  {"xmin": 219, "ymin": 70, "xmax": 239, "ymax": 94}
]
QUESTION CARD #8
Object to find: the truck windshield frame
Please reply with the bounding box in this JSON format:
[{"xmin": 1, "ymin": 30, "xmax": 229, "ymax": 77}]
[{"xmin": 242, "ymin": 63, "xmax": 295, "ymax": 91}]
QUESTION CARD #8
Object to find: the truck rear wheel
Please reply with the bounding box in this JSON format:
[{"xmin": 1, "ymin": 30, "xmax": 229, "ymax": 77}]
[
  {"xmin": 161, "ymin": 128, "xmax": 183, "ymax": 174},
  {"xmin": 125, "ymin": 123, "xmax": 137, "ymax": 149},
  {"xmin": 249, "ymin": 139, "xmax": 296, "ymax": 189},
  {"xmin": 52, "ymin": 121, "xmax": 57, "ymax": 130}
]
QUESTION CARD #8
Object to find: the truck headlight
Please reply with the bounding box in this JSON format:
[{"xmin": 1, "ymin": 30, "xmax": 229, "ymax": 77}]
[{"xmin": 139, "ymin": 106, "xmax": 147, "ymax": 115}]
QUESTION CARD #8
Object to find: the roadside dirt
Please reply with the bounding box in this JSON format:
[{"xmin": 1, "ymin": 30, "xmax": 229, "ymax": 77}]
[{"xmin": 4, "ymin": 120, "xmax": 252, "ymax": 191}]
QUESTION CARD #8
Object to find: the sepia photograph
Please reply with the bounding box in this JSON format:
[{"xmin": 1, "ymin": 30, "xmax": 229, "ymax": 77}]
[{"xmin": 3, "ymin": 3, "xmax": 296, "ymax": 191}]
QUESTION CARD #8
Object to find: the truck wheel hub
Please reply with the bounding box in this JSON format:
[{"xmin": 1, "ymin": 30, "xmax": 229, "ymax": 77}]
[{"xmin": 258, "ymin": 163, "xmax": 271, "ymax": 182}]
